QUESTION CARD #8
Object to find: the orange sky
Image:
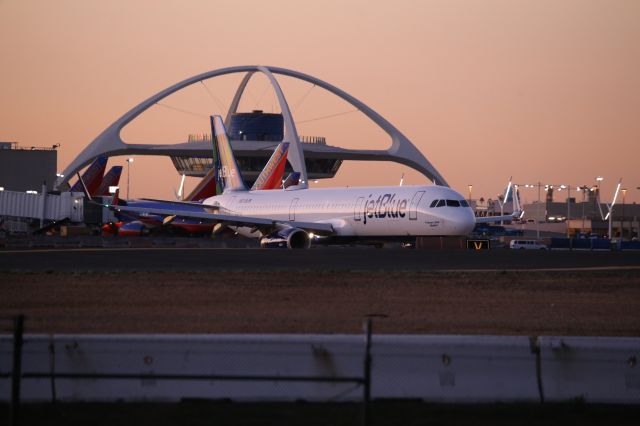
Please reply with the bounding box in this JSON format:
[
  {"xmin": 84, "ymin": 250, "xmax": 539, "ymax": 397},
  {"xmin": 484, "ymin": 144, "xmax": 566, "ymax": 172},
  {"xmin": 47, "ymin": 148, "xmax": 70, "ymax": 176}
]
[{"xmin": 1, "ymin": 0, "xmax": 639, "ymax": 203}]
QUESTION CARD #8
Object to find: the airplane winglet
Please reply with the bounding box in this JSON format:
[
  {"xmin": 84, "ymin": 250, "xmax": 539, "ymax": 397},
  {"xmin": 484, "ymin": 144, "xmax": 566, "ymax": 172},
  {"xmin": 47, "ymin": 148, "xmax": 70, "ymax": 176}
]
[{"xmin": 282, "ymin": 172, "xmax": 301, "ymax": 189}]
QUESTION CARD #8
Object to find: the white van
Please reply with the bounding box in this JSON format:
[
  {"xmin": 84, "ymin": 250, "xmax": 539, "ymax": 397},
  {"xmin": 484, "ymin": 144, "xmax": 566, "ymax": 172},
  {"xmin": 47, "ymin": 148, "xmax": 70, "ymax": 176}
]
[{"xmin": 509, "ymin": 240, "xmax": 548, "ymax": 250}]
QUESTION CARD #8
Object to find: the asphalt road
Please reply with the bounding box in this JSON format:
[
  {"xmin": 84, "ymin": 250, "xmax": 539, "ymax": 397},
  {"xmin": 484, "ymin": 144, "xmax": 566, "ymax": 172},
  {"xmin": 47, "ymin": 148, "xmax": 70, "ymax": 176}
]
[{"xmin": 1, "ymin": 247, "xmax": 639, "ymax": 272}]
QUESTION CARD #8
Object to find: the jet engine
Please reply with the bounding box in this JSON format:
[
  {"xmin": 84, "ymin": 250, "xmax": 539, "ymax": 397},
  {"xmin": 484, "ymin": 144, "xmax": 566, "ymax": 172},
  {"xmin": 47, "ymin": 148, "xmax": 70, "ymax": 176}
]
[
  {"xmin": 117, "ymin": 221, "xmax": 148, "ymax": 236},
  {"xmin": 260, "ymin": 227, "xmax": 310, "ymax": 249}
]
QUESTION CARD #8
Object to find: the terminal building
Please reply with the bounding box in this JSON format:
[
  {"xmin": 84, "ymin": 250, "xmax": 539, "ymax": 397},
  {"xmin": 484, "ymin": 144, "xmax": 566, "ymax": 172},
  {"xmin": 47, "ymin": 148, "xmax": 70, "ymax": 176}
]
[
  {"xmin": 522, "ymin": 199, "xmax": 640, "ymax": 239},
  {"xmin": 0, "ymin": 142, "xmax": 84, "ymax": 234},
  {"xmin": 0, "ymin": 141, "xmax": 57, "ymax": 192},
  {"xmin": 470, "ymin": 185, "xmax": 640, "ymax": 240}
]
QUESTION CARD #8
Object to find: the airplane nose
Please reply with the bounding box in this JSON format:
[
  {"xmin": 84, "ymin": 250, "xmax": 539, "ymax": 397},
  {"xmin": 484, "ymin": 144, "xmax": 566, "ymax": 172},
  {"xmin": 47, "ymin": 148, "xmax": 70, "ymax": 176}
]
[{"xmin": 451, "ymin": 208, "xmax": 475, "ymax": 235}]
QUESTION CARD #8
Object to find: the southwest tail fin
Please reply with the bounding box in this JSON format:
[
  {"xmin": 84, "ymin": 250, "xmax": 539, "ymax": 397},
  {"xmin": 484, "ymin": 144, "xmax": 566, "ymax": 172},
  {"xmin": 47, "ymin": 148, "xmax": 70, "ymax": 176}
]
[
  {"xmin": 251, "ymin": 142, "xmax": 289, "ymax": 191},
  {"xmin": 70, "ymin": 156, "xmax": 108, "ymax": 195},
  {"xmin": 210, "ymin": 115, "xmax": 247, "ymax": 193},
  {"xmin": 95, "ymin": 166, "xmax": 123, "ymax": 196}
]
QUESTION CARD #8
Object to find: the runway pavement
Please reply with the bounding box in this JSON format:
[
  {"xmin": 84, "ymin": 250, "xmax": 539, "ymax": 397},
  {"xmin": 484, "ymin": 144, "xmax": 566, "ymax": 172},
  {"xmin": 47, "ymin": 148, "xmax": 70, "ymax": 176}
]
[{"xmin": 1, "ymin": 246, "xmax": 639, "ymax": 272}]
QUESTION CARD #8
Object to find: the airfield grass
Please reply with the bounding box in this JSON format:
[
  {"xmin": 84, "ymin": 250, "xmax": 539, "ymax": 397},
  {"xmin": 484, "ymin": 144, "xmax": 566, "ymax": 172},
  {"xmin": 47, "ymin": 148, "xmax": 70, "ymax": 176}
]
[{"xmin": 1, "ymin": 269, "xmax": 639, "ymax": 335}]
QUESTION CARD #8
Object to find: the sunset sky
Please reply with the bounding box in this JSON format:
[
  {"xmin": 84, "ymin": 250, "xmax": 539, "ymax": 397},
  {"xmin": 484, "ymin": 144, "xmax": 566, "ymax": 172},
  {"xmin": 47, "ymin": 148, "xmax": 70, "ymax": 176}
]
[{"xmin": 1, "ymin": 0, "xmax": 639, "ymax": 203}]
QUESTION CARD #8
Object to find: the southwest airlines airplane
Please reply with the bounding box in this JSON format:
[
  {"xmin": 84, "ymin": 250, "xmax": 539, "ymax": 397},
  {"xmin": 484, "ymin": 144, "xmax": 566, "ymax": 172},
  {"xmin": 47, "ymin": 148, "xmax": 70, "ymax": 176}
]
[{"xmin": 107, "ymin": 116, "xmax": 507, "ymax": 248}]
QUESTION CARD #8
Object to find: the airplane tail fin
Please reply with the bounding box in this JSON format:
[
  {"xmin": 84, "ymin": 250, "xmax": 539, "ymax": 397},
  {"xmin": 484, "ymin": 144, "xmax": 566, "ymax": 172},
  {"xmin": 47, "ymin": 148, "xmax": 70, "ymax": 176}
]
[
  {"xmin": 512, "ymin": 184, "xmax": 524, "ymax": 220},
  {"xmin": 75, "ymin": 172, "xmax": 93, "ymax": 202},
  {"xmin": 251, "ymin": 142, "xmax": 290, "ymax": 191},
  {"xmin": 69, "ymin": 156, "xmax": 108, "ymax": 195},
  {"xmin": 604, "ymin": 178, "xmax": 623, "ymax": 220},
  {"xmin": 282, "ymin": 172, "xmax": 301, "ymax": 189},
  {"xmin": 173, "ymin": 174, "xmax": 186, "ymax": 201},
  {"xmin": 95, "ymin": 166, "xmax": 123, "ymax": 196},
  {"xmin": 210, "ymin": 115, "xmax": 247, "ymax": 193}
]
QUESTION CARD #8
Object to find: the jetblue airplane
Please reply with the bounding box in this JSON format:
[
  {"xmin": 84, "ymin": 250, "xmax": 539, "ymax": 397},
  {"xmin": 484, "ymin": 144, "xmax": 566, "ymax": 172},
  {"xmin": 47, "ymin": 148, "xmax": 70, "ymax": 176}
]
[{"xmin": 107, "ymin": 116, "xmax": 494, "ymax": 248}]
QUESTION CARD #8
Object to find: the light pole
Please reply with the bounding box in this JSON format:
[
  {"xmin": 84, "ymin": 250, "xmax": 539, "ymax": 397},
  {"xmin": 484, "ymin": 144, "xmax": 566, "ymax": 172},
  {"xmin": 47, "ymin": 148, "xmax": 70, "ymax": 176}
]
[
  {"xmin": 595, "ymin": 176, "xmax": 604, "ymax": 227},
  {"xmin": 577, "ymin": 185, "xmax": 589, "ymax": 235},
  {"xmin": 468, "ymin": 184, "xmax": 473, "ymax": 203},
  {"xmin": 566, "ymin": 184, "xmax": 572, "ymax": 244},
  {"xmin": 126, "ymin": 158, "xmax": 134, "ymax": 199},
  {"xmin": 536, "ymin": 181, "xmax": 542, "ymax": 240},
  {"xmin": 621, "ymin": 188, "xmax": 626, "ymax": 240},
  {"xmin": 637, "ymin": 187, "xmax": 640, "ymax": 239}
]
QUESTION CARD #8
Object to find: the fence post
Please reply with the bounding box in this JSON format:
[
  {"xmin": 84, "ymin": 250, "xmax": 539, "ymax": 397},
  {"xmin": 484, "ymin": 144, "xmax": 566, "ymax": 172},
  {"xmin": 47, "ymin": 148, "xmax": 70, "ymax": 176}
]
[
  {"xmin": 362, "ymin": 318, "xmax": 372, "ymax": 426},
  {"xmin": 10, "ymin": 315, "xmax": 24, "ymax": 426}
]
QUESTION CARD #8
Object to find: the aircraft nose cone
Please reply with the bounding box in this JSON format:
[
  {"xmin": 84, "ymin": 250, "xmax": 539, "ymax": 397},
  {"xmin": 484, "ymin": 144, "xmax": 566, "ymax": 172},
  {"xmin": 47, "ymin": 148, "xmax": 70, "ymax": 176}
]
[{"xmin": 452, "ymin": 209, "xmax": 476, "ymax": 235}]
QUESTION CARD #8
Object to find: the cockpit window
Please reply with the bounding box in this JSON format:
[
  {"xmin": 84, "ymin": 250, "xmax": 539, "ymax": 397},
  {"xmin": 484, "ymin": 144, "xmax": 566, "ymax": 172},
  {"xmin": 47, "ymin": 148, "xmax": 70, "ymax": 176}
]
[
  {"xmin": 429, "ymin": 199, "xmax": 438, "ymax": 208},
  {"xmin": 460, "ymin": 200, "xmax": 469, "ymax": 207},
  {"xmin": 446, "ymin": 199, "xmax": 461, "ymax": 207},
  {"xmin": 436, "ymin": 199, "xmax": 446, "ymax": 207}
]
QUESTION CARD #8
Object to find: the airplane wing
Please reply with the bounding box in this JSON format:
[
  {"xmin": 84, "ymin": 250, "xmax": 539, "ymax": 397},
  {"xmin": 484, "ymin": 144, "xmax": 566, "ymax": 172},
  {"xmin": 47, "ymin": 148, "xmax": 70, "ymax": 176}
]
[
  {"xmin": 135, "ymin": 198, "xmax": 211, "ymax": 208},
  {"xmin": 108, "ymin": 203, "xmax": 334, "ymax": 236}
]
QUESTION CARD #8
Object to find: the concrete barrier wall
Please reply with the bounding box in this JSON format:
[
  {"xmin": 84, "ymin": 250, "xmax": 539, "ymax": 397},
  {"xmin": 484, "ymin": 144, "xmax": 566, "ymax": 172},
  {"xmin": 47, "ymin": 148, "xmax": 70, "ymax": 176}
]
[
  {"xmin": 539, "ymin": 336, "xmax": 640, "ymax": 403},
  {"xmin": 1, "ymin": 334, "xmax": 638, "ymax": 404},
  {"xmin": 372, "ymin": 335, "xmax": 539, "ymax": 402}
]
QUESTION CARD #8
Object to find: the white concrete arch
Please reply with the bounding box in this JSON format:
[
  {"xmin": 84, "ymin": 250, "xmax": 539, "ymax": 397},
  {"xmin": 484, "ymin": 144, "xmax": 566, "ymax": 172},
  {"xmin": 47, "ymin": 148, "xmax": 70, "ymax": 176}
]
[{"xmin": 55, "ymin": 65, "xmax": 448, "ymax": 190}]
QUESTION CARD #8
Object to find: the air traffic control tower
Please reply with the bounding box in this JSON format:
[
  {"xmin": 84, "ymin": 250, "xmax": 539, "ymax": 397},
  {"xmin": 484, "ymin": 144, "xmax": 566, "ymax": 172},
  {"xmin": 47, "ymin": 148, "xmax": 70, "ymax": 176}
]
[{"xmin": 171, "ymin": 110, "xmax": 341, "ymax": 185}]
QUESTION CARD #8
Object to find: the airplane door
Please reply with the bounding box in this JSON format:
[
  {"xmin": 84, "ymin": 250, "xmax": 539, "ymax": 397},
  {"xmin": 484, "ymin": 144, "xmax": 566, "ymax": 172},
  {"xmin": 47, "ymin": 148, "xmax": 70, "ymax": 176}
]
[
  {"xmin": 289, "ymin": 198, "xmax": 299, "ymax": 221},
  {"xmin": 354, "ymin": 197, "xmax": 365, "ymax": 221},
  {"xmin": 409, "ymin": 191, "xmax": 425, "ymax": 220}
]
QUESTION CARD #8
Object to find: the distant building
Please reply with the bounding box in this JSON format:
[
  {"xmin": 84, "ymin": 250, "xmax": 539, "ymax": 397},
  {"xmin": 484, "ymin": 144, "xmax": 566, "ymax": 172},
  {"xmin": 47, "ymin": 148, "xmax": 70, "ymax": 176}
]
[
  {"xmin": 523, "ymin": 200, "xmax": 640, "ymax": 239},
  {"xmin": 0, "ymin": 141, "xmax": 58, "ymax": 192}
]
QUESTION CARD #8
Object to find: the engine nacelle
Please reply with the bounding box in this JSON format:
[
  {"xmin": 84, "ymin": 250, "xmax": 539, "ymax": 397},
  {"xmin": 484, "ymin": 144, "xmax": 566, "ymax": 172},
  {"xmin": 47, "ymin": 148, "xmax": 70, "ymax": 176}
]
[
  {"xmin": 117, "ymin": 221, "xmax": 148, "ymax": 236},
  {"xmin": 260, "ymin": 227, "xmax": 311, "ymax": 249}
]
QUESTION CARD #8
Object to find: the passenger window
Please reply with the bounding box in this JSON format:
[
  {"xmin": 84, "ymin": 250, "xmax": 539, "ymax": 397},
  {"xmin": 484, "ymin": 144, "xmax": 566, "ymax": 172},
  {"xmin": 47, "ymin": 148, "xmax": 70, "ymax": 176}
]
[
  {"xmin": 446, "ymin": 200, "xmax": 460, "ymax": 207},
  {"xmin": 430, "ymin": 200, "xmax": 438, "ymax": 208},
  {"xmin": 436, "ymin": 199, "xmax": 445, "ymax": 207}
]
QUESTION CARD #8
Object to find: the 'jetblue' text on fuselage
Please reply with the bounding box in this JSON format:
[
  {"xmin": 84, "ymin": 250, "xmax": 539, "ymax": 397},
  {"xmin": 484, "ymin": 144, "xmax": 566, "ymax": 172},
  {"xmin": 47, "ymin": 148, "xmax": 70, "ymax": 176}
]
[{"xmin": 363, "ymin": 193, "xmax": 408, "ymax": 224}]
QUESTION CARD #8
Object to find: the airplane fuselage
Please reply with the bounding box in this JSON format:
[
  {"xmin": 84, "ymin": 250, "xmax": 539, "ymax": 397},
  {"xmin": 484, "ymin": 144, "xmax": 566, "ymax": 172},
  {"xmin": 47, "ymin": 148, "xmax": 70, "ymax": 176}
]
[{"xmin": 202, "ymin": 184, "xmax": 475, "ymax": 240}]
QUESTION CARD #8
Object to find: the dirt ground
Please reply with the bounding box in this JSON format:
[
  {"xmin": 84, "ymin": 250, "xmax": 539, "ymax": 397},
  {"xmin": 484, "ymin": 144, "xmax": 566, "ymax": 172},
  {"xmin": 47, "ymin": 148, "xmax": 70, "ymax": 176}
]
[{"xmin": 2, "ymin": 269, "xmax": 639, "ymax": 336}]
